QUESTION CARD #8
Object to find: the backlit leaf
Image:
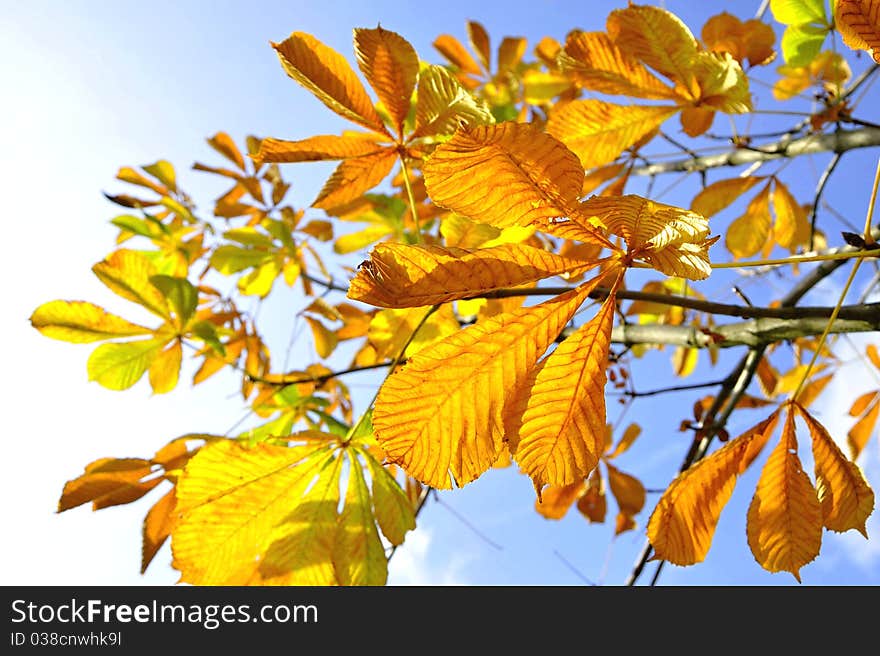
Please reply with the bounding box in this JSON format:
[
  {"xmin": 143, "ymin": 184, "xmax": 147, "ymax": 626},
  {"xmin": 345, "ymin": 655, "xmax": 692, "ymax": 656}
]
[
  {"xmin": 606, "ymin": 462, "xmax": 646, "ymax": 534},
  {"xmin": 207, "ymin": 132, "xmax": 245, "ymax": 170},
  {"xmin": 142, "ymin": 489, "xmax": 177, "ymax": 574},
  {"xmin": 334, "ymin": 452, "xmax": 386, "ymax": 585},
  {"xmin": 412, "ymin": 65, "xmax": 494, "ymax": 139},
  {"xmin": 608, "ymin": 423, "xmax": 642, "ymax": 460},
  {"xmin": 559, "ymin": 30, "xmax": 677, "ymax": 100},
  {"xmin": 313, "ymin": 148, "xmax": 397, "ymax": 211},
  {"xmin": 354, "ymin": 27, "xmax": 419, "ymax": 135},
  {"xmin": 780, "ymin": 24, "xmax": 829, "ymax": 66},
  {"xmin": 773, "ymin": 179, "xmax": 810, "ymax": 250},
  {"xmin": 467, "ymin": 21, "xmax": 491, "ymax": 71},
  {"xmin": 680, "ymin": 107, "xmax": 715, "ymax": 137},
  {"xmin": 272, "ymin": 32, "xmax": 386, "ymax": 134},
  {"xmin": 702, "ymin": 13, "xmax": 776, "ymax": 67},
  {"xmin": 577, "ymin": 472, "xmax": 607, "ymax": 522},
  {"xmin": 92, "ymin": 250, "xmax": 170, "ymax": 319},
  {"xmin": 142, "ymin": 160, "xmax": 177, "ymax": 193},
  {"xmin": 368, "ymin": 305, "xmax": 460, "ymax": 360},
  {"xmin": 648, "ymin": 412, "xmax": 780, "ymax": 565},
  {"xmin": 534, "ymin": 481, "xmax": 585, "ymax": 519},
  {"xmin": 305, "ymin": 316, "xmax": 339, "ymax": 358},
  {"xmin": 497, "ymin": 36, "xmax": 527, "ymax": 73},
  {"xmin": 256, "ymin": 134, "xmax": 386, "ymax": 163},
  {"xmin": 507, "ymin": 276, "xmax": 617, "ymax": 491},
  {"xmin": 835, "ymin": 0, "xmax": 880, "ymax": 62},
  {"xmin": 149, "ymin": 275, "xmax": 198, "ymax": 327},
  {"xmin": 30, "ymin": 300, "xmax": 152, "ymax": 343},
  {"xmin": 348, "ymin": 242, "xmax": 598, "ymax": 308},
  {"xmin": 148, "ymin": 340, "xmax": 182, "ymax": 394},
  {"xmin": 797, "ymin": 404, "xmax": 874, "ymax": 536},
  {"xmin": 547, "ymin": 100, "xmax": 675, "ymax": 169},
  {"xmin": 690, "ymin": 176, "xmax": 764, "ymax": 218},
  {"xmin": 364, "ymin": 450, "xmax": 416, "ymax": 545},
  {"xmin": 423, "ymin": 122, "xmax": 586, "ymax": 228},
  {"xmin": 58, "ymin": 458, "xmax": 158, "ymax": 512},
  {"xmin": 433, "ymin": 34, "xmax": 482, "ymax": 76},
  {"xmin": 87, "ymin": 338, "xmax": 168, "ymax": 391},
  {"xmin": 747, "ymin": 408, "xmax": 822, "ymax": 581},
  {"xmin": 373, "ymin": 284, "xmax": 594, "ymax": 489},
  {"xmin": 726, "ymin": 182, "xmax": 772, "ymax": 258},
  {"xmin": 848, "ymin": 396, "xmax": 880, "ymax": 461},
  {"xmin": 771, "ymin": 0, "xmax": 827, "ymax": 25}
]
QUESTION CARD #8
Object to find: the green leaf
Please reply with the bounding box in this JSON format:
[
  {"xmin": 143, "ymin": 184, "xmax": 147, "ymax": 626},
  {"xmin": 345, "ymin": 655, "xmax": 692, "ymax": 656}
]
[
  {"xmin": 770, "ymin": 0, "xmax": 828, "ymax": 25},
  {"xmin": 160, "ymin": 196, "xmax": 195, "ymax": 223},
  {"xmin": 87, "ymin": 338, "xmax": 167, "ymax": 390},
  {"xmin": 149, "ymin": 275, "xmax": 198, "ymax": 327},
  {"xmin": 142, "ymin": 160, "xmax": 177, "ymax": 192},
  {"xmin": 222, "ymin": 227, "xmax": 275, "ymax": 248},
  {"xmin": 781, "ymin": 24, "xmax": 830, "ymax": 65},
  {"xmin": 191, "ymin": 320, "xmax": 225, "ymax": 355},
  {"xmin": 210, "ymin": 245, "xmax": 270, "ymax": 274},
  {"xmin": 110, "ymin": 215, "xmax": 155, "ymax": 239}
]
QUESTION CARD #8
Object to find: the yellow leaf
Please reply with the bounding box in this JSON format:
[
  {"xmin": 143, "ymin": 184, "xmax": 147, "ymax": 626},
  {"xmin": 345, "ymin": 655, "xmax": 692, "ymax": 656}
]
[
  {"xmin": 606, "ymin": 462, "xmax": 646, "ymax": 534},
  {"xmin": 648, "ymin": 412, "xmax": 780, "ymax": 565},
  {"xmin": 172, "ymin": 438, "xmax": 338, "ymax": 585},
  {"xmin": 690, "ymin": 176, "xmax": 765, "ymax": 218},
  {"xmin": 547, "ymin": 100, "xmax": 675, "ymax": 169},
  {"xmin": 534, "ymin": 481, "xmax": 586, "ymax": 519},
  {"xmin": 354, "ymin": 27, "xmax": 419, "ymax": 135},
  {"xmin": 433, "ymin": 34, "xmax": 482, "ymax": 76},
  {"xmin": 305, "ymin": 316, "xmax": 338, "ymax": 358},
  {"xmin": 522, "ymin": 70, "xmax": 573, "ymax": 105},
  {"xmin": 440, "ymin": 214, "xmax": 502, "ymax": 248},
  {"xmin": 797, "ymin": 404, "xmax": 874, "ymax": 536},
  {"xmin": 773, "ymin": 363, "xmax": 814, "ymax": 396},
  {"xmin": 58, "ymin": 457, "xmax": 158, "ymax": 512},
  {"xmin": 794, "ymin": 372, "xmax": 833, "ymax": 409},
  {"xmin": 272, "ymin": 32, "xmax": 387, "ymax": 134},
  {"xmin": 334, "ymin": 225, "xmax": 395, "ymax": 254},
  {"xmin": 237, "ymin": 257, "xmax": 281, "ymax": 297},
  {"xmin": 848, "ymin": 397, "xmax": 879, "ymax": 461},
  {"xmin": 116, "ymin": 166, "xmax": 168, "ymax": 196},
  {"xmin": 747, "ymin": 408, "xmax": 822, "ymax": 581},
  {"xmin": 368, "ymin": 305, "xmax": 460, "ymax": 360},
  {"xmin": 422, "ymin": 121, "xmax": 585, "ymax": 228},
  {"xmin": 773, "ymin": 51, "xmax": 852, "ymax": 100},
  {"xmin": 772, "ymin": 179, "xmax": 811, "ymax": 250},
  {"xmin": 507, "ymin": 276, "xmax": 617, "ymax": 491},
  {"xmin": 256, "ymin": 134, "xmax": 386, "ymax": 163},
  {"xmin": 141, "ymin": 489, "xmax": 177, "ymax": 574},
  {"xmin": 364, "ymin": 450, "xmax": 416, "ymax": 546},
  {"xmin": 412, "ymin": 65, "xmax": 494, "ymax": 139},
  {"xmin": 148, "ymin": 340, "xmax": 182, "ymax": 394},
  {"xmin": 497, "ymin": 36, "xmax": 527, "ymax": 73},
  {"xmin": 30, "ymin": 300, "xmax": 153, "ymax": 343},
  {"xmin": 334, "ymin": 452, "xmax": 387, "ymax": 585},
  {"xmin": 726, "ymin": 182, "xmax": 772, "ymax": 258},
  {"xmin": 207, "ymin": 132, "xmax": 245, "ymax": 170},
  {"xmin": 606, "ymin": 4, "xmax": 700, "ymax": 92},
  {"xmin": 92, "ymin": 250, "xmax": 170, "ymax": 319},
  {"xmin": 687, "ymin": 51, "xmax": 752, "ymax": 114},
  {"xmin": 467, "ymin": 21, "xmax": 491, "ymax": 71},
  {"xmin": 348, "ymin": 242, "xmax": 598, "ymax": 308},
  {"xmin": 373, "ymin": 284, "xmax": 594, "ymax": 489},
  {"xmin": 142, "ymin": 160, "xmax": 176, "ymax": 193},
  {"xmin": 313, "ymin": 148, "xmax": 397, "ymax": 211},
  {"xmin": 835, "ymin": 0, "xmax": 880, "ymax": 62},
  {"xmin": 87, "ymin": 338, "xmax": 167, "ymax": 391},
  {"xmin": 672, "ymin": 346, "xmax": 699, "ymax": 377},
  {"xmin": 577, "ymin": 471, "xmax": 607, "ymax": 523},
  {"xmin": 559, "ymin": 30, "xmax": 677, "ymax": 100},
  {"xmin": 608, "ymin": 423, "xmax": 642, "ymax": 460}
]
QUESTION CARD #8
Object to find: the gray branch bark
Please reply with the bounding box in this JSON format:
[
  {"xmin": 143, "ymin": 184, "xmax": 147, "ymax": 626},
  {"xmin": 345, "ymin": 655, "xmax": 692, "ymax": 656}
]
[{"xmin": 631, "ymin": 127, "xmax": 880, "ymax": 177}]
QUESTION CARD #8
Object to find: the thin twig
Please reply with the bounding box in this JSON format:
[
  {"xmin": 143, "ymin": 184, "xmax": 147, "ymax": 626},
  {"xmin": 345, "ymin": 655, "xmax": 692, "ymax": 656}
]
[{"xmin": 808, "ymin": 152, "xmax": 843, "ymax": 251}]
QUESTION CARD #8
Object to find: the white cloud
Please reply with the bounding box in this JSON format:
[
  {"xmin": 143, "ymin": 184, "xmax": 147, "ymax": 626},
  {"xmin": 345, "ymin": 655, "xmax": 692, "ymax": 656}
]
[{"xmin": 387, "ymin": 529, "xmax": 472, "ymax": 586}]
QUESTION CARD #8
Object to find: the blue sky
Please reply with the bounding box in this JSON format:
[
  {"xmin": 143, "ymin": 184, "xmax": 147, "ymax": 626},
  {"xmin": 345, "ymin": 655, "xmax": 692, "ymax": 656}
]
[{"xmin": 3, "ymin": 0, "xmax": 879, "ymax": 586}]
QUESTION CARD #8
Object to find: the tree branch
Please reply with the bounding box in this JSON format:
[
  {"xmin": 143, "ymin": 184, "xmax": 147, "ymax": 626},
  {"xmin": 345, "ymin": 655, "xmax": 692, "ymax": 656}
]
[{"xmin": 630, "ymin": 127, "xmax": 880, "ymax": 176}]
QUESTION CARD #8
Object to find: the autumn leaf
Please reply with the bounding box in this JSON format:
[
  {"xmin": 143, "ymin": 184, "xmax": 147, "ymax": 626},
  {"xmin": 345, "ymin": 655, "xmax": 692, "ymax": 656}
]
[
  {"xmin": 30, "ymin": 300, "xmax": 153, "ymax": 343},
  {"xmin": 691, "ymin": 176, "xmax": 766, "ymax": 219},
  {"xmin": 606, "ymin": 462, "xmax": 646, "ymax": 535},
  {"xmin": 58, "ymin": 458, "xmax": 161, "ymax": 512},
  {"xmin": 848, "ymin": 392, "xmax": 880, "ymax": 460},
  {"xmin": 747, "ymin": 407, "xmax": 822, "ymax": 581},
  {"xmin": 142, "ymin": 489, "xmax": 177, "ymax": 574},
  {"xmin": 835, "ymin": 0, "xmax": 880, "ymax": 62},
  {"xmin": 726, "ymin": 181, "xmax": 772, "ymax": 258},
  {"xmin": 770, "ymin": 0, "xmax": 832, "ymax": 66},
  {"xmin": 702, "ymin": 12, "xmax": 776, "ymax": 68},
  {"xmin": 534, "ymin": 481, "xmax": 586, "ymax": 519},
  {"xmin": 411, "ymin": 64, "xmax": 495, "ymax": 139},
  {"xmin": 334, "ymin": 452, "xmax": 387, "ymax": 585},
  {"xmin": 773, "ymin": 51, "xmax": 851, "ymax": 100}
]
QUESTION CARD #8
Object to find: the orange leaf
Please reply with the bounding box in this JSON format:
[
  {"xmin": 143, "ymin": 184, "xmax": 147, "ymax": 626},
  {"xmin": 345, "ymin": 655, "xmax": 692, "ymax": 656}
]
[
  {"xmin": 648, "ymin": 412, "xmax": 780, "ymax": 565},
  {"xmin": 607, "ymin": 423, "xmax": 642, "ymax": 459},
  {"xmin": 507, "ymin": 275, "xmax": 618, "ymax": 491},
  {"xmin": 142, "ymin": 488, "xmax": 177, "ymax": 574},
  {"xmin": 497, "ymin": 37, "xmax": 527, "ymax": 73},
  {"xmin": 796, "ymin": 404, "xmax": 874, "ymax": 536},
  {"xmin": 559, "ymin": 30, "xmax": 677, "ymax": 100},
  {"xmin": 690, "ymin": 176, "xmax": 765, "ymax": 218},
  {"xmin": 206, "ymin": 132, "xmax": 245, "ymax": 170},
  {"xmin": 423, "ymin": 122, "xmax": 585, "ymax": 228},
  {"xmin": 272, "ymin": 32, "xmax": 387, "ymax": 134},
  {"xmin": 606, "ymin": 462, "xmax": 646, "ymax": 535},
  {"xmin": 348, "ymin": 242, "xmax": 598, "ymax": 308},
  {"xmin": 373, "ymin": 284, "xmax": 594, "ymax": 489},
  {"xmin": 577, "ymin": 471, "xmax": 607, "ymax": 523},
  {"xmin": 547, "ymin": 100, "xmax": 675, "ymax": 169},
  {"xmin": 848, "ymin": 397, "xmax": 880, "ymax": 461},
  {"xmin": 835, "ymin": 0, "xmax": 880, "ymax": 63},
  {"xmin": 312, "ymin": 148, "xmax": 397, "ymax": 211},
  {"xmin": 867, "ymin": 343, "xmax": 880, "ymax": 370},
  {"xmin": 680, "ymin": 106, "xmax": 715, "ymax": 137},
  {"xmin": 534, "ymin": 481, "xmax": 586, "ymax": 519},
  {"xmin": 747, "ymin": 407, "xmax": 822, "ymax": 581},
  {"xmin": 794, "ymin": 372, "xmax": 833, "ymax": 409},
  {"xmin": 849, "ymin": 390, "xmax": 879, "ymax": 417},
  {"xmin": 411, "ymin": 64, "xmax": 494, "ymax": 139},
  {"xmin": 58, "ymin": 458, "xmax": 159, "ymax": 512},
  {"xmin": 772, "ymin": 179, "xmax": 810, "ymax": 251},
  {"xmin": 256, "ymin": 134, "xmax": 386, "ymax": 163},
  {"xmin": 354, "ymin": 27, "xmax": 419, "ymax": 135},
  {"xmin": 434, "ymin": 34, "xmax": 482, "ymax": 76},
  {"xmin": 467, "ymin": 21, "xmax": 491, "ymax": 71}
]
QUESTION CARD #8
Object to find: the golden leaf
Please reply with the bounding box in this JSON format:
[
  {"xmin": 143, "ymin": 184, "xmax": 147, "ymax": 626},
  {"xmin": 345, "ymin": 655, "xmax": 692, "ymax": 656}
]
[
  {"xmin": 422, "ymin": 122, "xmax": 585, "ymax": 228},
  {"xmin": 148, "ymin": 340, "xmax": 182, "ymax": 394},
  {"xmin": 364, "ymin": 451, "xmax": 416, "ymax": 546},
  {"xmin": 849, "ymin": 390, "xmax": 879, "ymax": 417},
  {"xmin": 348, "ymin": 242, "xmax": 598, "ymax": 308},
  {"xmin": 373, "ymin": 284, "xmax": 594, "ymax": 489},
  {"xmin": 747, "ymin": 408, "xmax": 822, "ymax": 581},
  {"xmin": 606, "ymin": 462, "xmax": 646, "ymax": 535},
  {"xmin": 334, "ymin": 452, "xmax": 387, "ymax": 585},
  {"xmin": 354, "ymin": 27, "xmax": 419, "ymax": 135},
  {"xmin": 690, "ymin": 176, "xmax": 765, "ymax": 218},
  {"xmin": 367, "ymin": 305, "xmax": 460, "ymax": 360},
  {"xmin": 30, "ymin": 300, "xmax": 153, "ymax": 343},
  {"xmin": 255, "ymin": 134, "xmax": 386, "ymax": 163},
  {"xmin": 142, "ymin": 489, "xmax": 177, "ymax": 574},
  {"xmin": 58, "ymin": 457, "xmax": 159, "ymax": 512},
  {"xmin": 648, "ymin": 412, "xmax": 780, "ymax": 565},
  {"xmin": 796, "ymin": 404, "xmax": 874, "ymax": 536},
  {"xmin": 687, "ymin": 51, "xmax": 752, "ymax": 114},
  {"xmin": 577, "ymin": 471, "xmax": 607, "ymax": 523},
  {"xmin": 412, "ymin": 65, "xmax": 494, "ymax": 139},
  {"xmin": 92, "ymin": 250, "xmax": 170, "ymax": 319},
  {"xmin": 305, "ymin": 316, "xmax": 339, "ymax": 358},
  {"xmin": 835, "ymin": 0, "xmax": 880, "ymax": 62},
  {"xmin": 772, "ymin": 179, "xmax": 811, "ymax": 250},
  {"xmin": 773, "ymin": 51, "xmax": 852, "ymax": 100},
  {"xmin": 680, "ymin": 106, "xmax": 716, "ymax": 137},
  {"xmin": 207, "ymin": 132, "xmax": 245, "ymax": 170},
  {"xmin": 467, "ymin": 21, "xmax": 491, "ymax": 71},
  {"xmin": 702, "ymin": 12, "xmax": 776, "ymax": 67},
  {"xmin": 559, "ymin": 30, "xmax": 677, "ymax": 100},
  {"xmin": 534, "ymin": 481, "xmax": 586, "ymax": 519},
  {"xmin": 867, "ymin": 343, "xmax": 880, "ymax": 369},
  {"xmin": 497, "ymin": 36, "xmax": 527, "ymax": 73},
  {"xmin": 606, "ymin": 4, "xmax": 700, "ymax": 93},
  {"xmin": 272, "ymin": 32, "xmax": 387, "ymax": 134},
  {"xmin": 433, "ymin": 34, "xmax": 482, "ymax": 76},
  {"xmin": 172, "ymin": 438, "xmax": 338, "ymax": 585},
  {"xmin": 548, "ymin": 100, "xmax": 675, "ymax": 169},
  {"xmin": 313, "ymin": 148, "xmax": 397, "ymax": 211},
  {"xmin": 507, "ymin": 275, "xmax": 618, "ymax": 491},
  {"xmin": 608, "ymin": 423, "xmax": 642, "ymax": 460},
  {"xmin": 848, "ymin": 394, "xmax": 879, "ymax": 461},
  {"xmin": 726, "ymin": 182, "xmax": 772, "ymax": 258}
]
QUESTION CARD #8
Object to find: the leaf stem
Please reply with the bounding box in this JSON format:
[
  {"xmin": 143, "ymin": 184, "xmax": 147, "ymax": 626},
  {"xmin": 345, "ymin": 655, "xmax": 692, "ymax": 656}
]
[
  {"xmin": 710, "ymin": 248, "xmax": 880, "ymax": 269},
  {"xmin": 399, "ymin": 155, "xmax": 423, "ymax": 244}
]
